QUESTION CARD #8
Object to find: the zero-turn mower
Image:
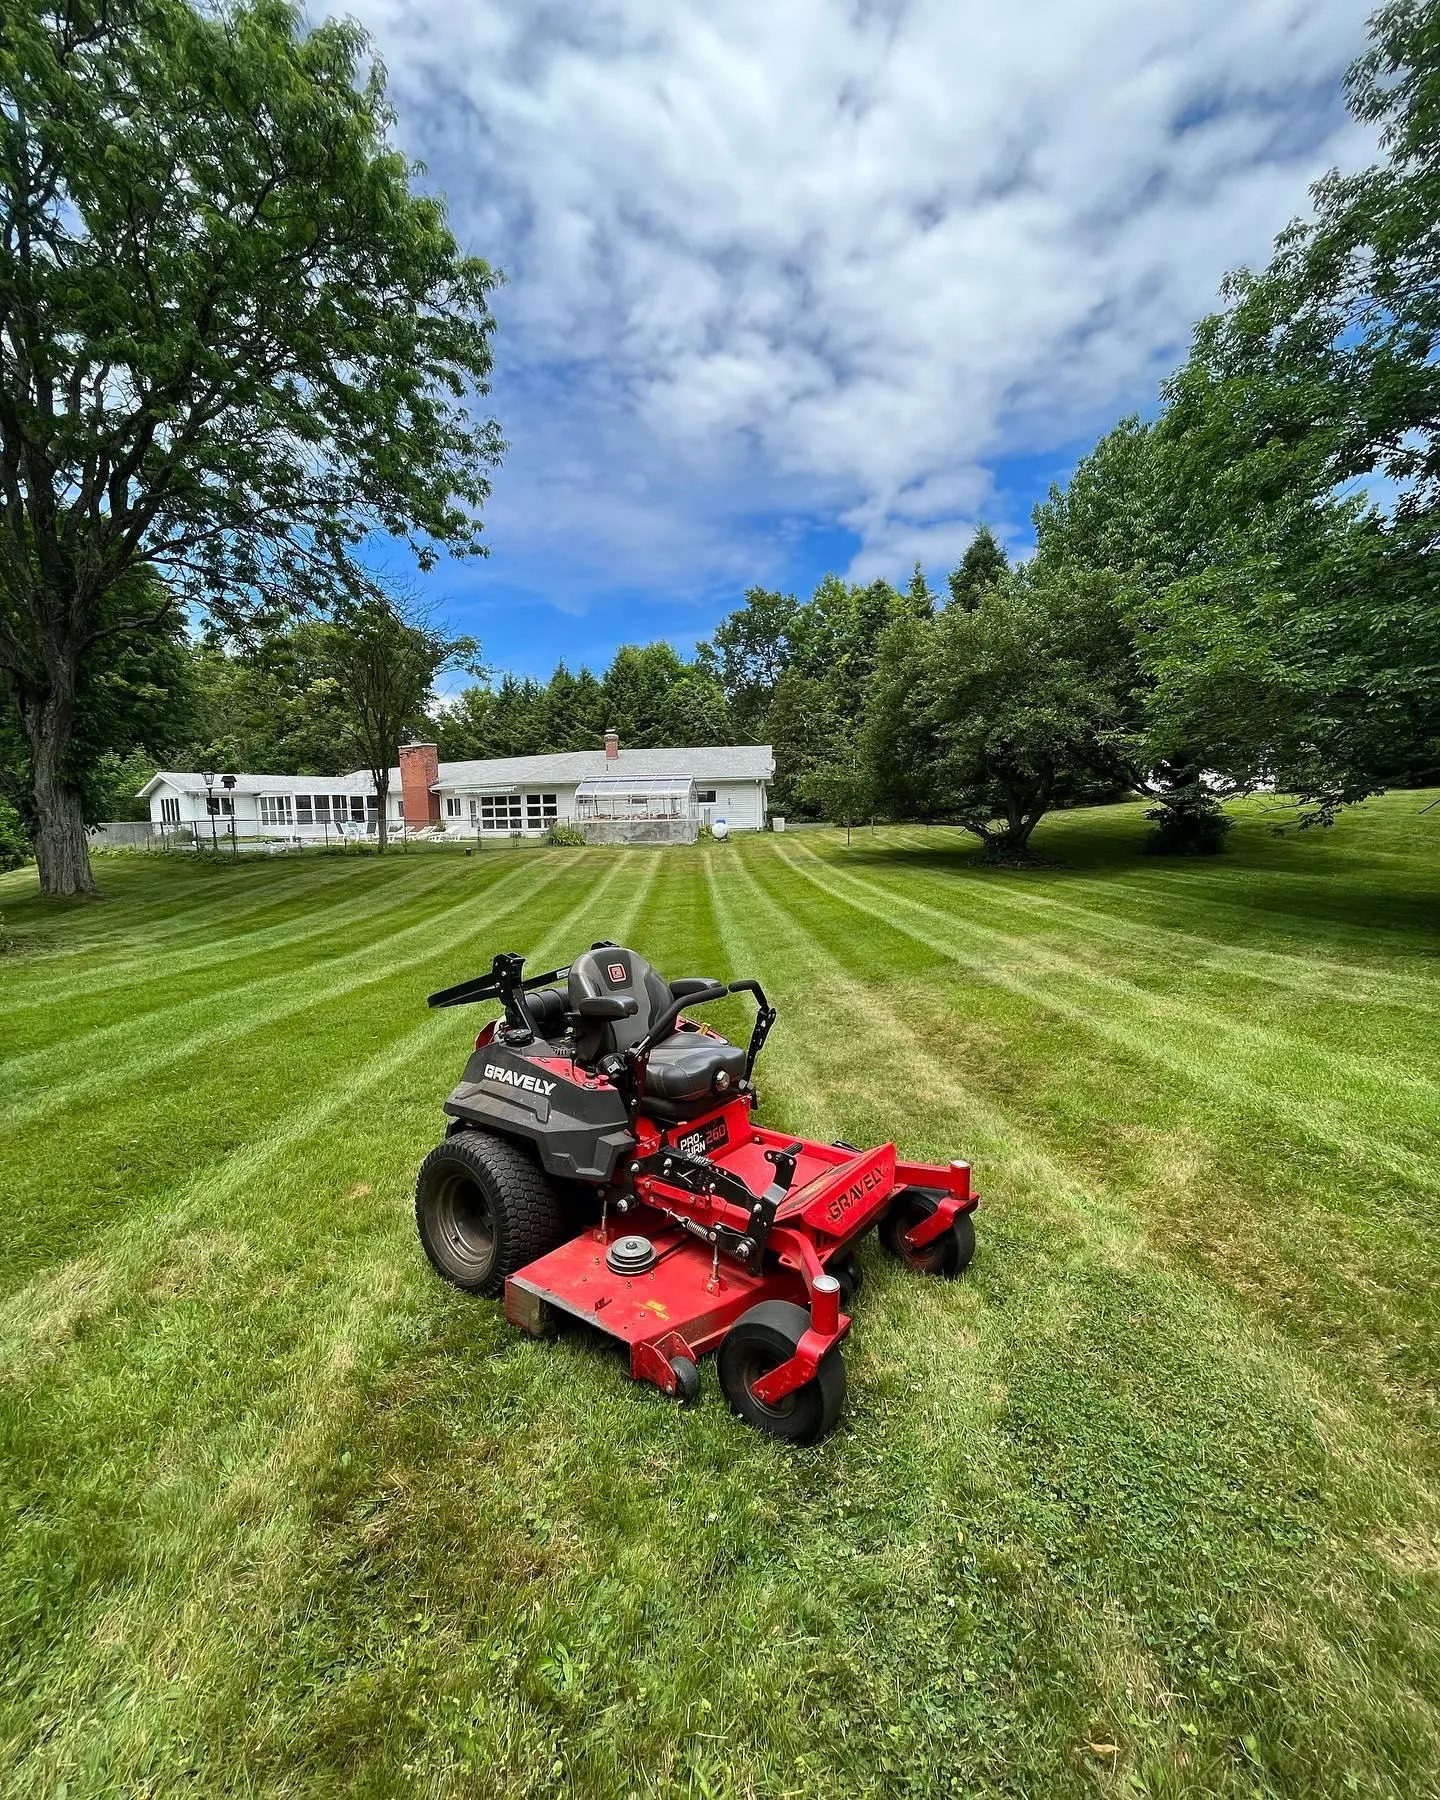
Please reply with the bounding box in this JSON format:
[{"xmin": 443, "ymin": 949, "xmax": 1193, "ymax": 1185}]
[{"xmin": 415, "ymin": 943, "xmax": 977, "ymax": 1444}]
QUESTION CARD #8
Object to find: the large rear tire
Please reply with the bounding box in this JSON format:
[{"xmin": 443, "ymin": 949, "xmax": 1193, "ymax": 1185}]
[
  {"xmin": 415, "ymin": 1130, "xmax": 566, "ymax": 1297},
  {"xmin": 717, "ymin": 1300, "xmax": 846, "ymax": 1445}
]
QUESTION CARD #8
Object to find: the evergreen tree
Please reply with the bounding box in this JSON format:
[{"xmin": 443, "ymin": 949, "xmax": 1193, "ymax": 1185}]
[
  {"xmin": 905, "ymin": 560, "xmax": 937, "ymax": 618},
  {"xmin": 947, "ymin": 526, "xmax": 1010, "ymax": 610},
  {"xmin": 601, "ymin": 643, "xmax": 690, "ymax": 747}
]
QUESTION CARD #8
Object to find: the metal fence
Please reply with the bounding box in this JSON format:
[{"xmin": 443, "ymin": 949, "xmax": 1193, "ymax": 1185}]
[{"xmin": 89, "ymin": 820, "xmax": 539, "ymax": 855}]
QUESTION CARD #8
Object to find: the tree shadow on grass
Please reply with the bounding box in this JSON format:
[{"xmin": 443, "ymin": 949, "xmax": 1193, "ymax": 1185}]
[{"xmin": 814, "ymin": 801, "xmax": 1440, "ymax": 953}]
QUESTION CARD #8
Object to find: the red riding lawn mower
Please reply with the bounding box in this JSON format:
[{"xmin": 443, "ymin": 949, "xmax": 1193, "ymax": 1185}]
[{"xmin": 415, "ymin": 944, "xmax": 978, "ymax": 1444}]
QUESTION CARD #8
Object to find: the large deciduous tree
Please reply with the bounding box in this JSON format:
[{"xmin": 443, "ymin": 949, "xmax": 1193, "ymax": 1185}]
[
  {"xmin": 315, "ymin": 600, "xmax": 477, "ymax": 852},
  {"xmin": 699, "ymin": 587, "xmax": 799, "ymax": 742},
  {"xmin": 866, "ymin": 567, "xmax": 1136, "ymax": 860},
  {"xmin": 1, "ymin": 567, "xmax": 197, "ymax": 825},
  {"xmin": 0, "ymin": 0, "xmax": 501, "ymax": 895},
  {"xmin": 1046, "ymin": 3, "xmax": 1440, "ymax": 826},
  {"xmin": 1144, "ymin": 0, "xmax": 1440, "ymax": 814}
]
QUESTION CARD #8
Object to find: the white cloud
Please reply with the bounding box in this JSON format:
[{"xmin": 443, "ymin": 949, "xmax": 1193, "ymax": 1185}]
[{"xmin": 345, "ymin": 0, "xmax": 1373, "ymax": 594}]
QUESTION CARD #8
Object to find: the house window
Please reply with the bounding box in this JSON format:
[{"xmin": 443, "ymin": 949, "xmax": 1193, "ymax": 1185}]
[
  {"xmin": 445, "ymin": 796, "xmax": 463, "ymax": 818},
  {"xmin": 349, "ymin": 796, "xmax": 365, "ymax": 822},
  {"xmin": 331, "ymin": 793, "xmax": 347, "ymax": 819},
  {"xmin": 259, "ymin": 795, "xmax": 293, "ymax": 827},
  {"xmin": 311, "ymin": 795, "xmax": 330, "ymax": 821},
  {"xmin": 160, "ymin": 797, "xmax": 180, "ymax": 825},
  {"xmin": 295, "ymin": 794, "xmax": 313, "ymax": 824},
  {"xmin": 480, "ymin": 793, "xmax": 523, "ymax": 831},
  {"xmin": 525, "ymin": 793, "xmax": 558, "ymax": 830},
  {"xmin": 218, "ymin": 797, "xmax": 234, "ymax": 816},
  {"xmin": 696, "ymin": 789, "xmax": 717, "ymax": 805}
]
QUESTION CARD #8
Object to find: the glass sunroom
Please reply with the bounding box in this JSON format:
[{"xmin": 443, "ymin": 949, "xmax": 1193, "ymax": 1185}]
[{"xmin": 574, "ymin": 773, "xmax": 696, "ymax": 822}]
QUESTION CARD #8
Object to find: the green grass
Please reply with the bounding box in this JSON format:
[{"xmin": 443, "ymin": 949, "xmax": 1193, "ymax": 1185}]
[{"xmin": 1, "ymin": 796, "xmax": 1438, "ymax": 1799}]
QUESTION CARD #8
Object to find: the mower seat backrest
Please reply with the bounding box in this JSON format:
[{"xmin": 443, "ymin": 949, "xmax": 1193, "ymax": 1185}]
[{"xmin": 568, "ymin": 946, "xmax": 673, "ymax": 1061}]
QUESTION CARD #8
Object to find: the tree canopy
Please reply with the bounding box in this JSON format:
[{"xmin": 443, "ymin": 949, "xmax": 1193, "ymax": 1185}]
[
  {"xmin": 315, "ymin": 600, "xmax": 477, "ymax": 851},
  {"xmin": 0, "ymin": 0, "xmax": 501, "ymax": 893},
  {"xmin": 866, "ymin": 566, "xmax": 1135, "ymax": 858},
  {"xmin": 1028, "ymin": 2, "xmax": 1440, "ymax": 824}
]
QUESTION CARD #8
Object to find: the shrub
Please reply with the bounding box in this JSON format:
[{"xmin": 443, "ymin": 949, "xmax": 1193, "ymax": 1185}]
[
  {"xmin": 0, "ymin": 798, "xmax": 31, "ymax": 872},
  {"xmin": 1144, "ymin": 795, "xmax": 1233, "ymax": 855},
  {"xmin": 546, "ymin": 822, "xmax": 588, "ymax": 847}
]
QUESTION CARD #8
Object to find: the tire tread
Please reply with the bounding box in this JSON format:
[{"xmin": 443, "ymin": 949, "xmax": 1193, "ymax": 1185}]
[{"xmin": 416, "ymin": 1130, "xmax": 567, "ymax": 1297}]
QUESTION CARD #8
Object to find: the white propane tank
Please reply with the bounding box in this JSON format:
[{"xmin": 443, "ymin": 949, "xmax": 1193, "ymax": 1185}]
[{"xmin": 712, "ymin": 817, "xmax": 730, "ymax": 841}]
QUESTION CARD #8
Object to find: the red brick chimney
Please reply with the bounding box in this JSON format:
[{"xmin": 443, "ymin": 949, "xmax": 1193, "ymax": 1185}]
[
  {"xmin": 604, "ymin": 728, "xmax": 619, "ymax": 760},
  {"xmin": 399, "ymin": 741, "xmax": 440, "ymax": 825}
]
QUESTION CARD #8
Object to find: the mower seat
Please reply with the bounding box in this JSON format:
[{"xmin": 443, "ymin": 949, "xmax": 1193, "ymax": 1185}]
[
  {"xmin": 568, "ymin": 945, "xmax": 744, "ymax": 1109},
  {"xmin": 568, "ymin": 946, "xmax": 674, "ymax": 1059}
]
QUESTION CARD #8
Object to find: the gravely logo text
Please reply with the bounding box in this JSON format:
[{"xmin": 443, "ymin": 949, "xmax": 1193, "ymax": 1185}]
[
  {"xmin": 484, "ymin": 1062, "xmax": 557, "ymax": 1098},
  {"xmin": 824, "ymin": 1161, "xmax": 887, "ymax": 1225}
]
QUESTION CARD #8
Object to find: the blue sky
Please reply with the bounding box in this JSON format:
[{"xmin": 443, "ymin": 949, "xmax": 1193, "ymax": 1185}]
[{"xmin": 345, "ymin": 0, "xmax": 1375, "ymax": 686}]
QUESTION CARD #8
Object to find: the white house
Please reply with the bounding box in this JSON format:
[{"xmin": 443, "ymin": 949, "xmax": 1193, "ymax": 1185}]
[
  {"xmin": 137, "ymin": 768, "xmax": 390, "ymax": 840},
  {"xmin": 139, "ymin": 734, "xmax": 775, "ymax": 844}
]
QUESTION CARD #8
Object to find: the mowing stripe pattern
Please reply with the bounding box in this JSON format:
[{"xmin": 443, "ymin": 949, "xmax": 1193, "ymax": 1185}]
[{"xmin": 0, "ymin": 802, "xmax": 1437, "ymax": 1800}]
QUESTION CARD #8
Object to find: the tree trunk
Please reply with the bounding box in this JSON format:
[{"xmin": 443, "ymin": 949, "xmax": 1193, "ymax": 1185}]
[
  {"xmin": 375, "ymin": 772, "xmax": 389, "ymax": 853},
  {"xmin": 987, "ymin": 780, "xmax": 1050, "ymax": 860},
  {"xmin": 22, "ymin": 680, "xmax": 96, "ymax": 897}
]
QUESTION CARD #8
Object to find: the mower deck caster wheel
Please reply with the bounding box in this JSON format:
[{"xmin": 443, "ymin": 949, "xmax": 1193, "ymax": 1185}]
[
  {"xmin": 670, "ymin": 1356, "xmax": 700, "ymax": 1406},
  {"xmin": 415, "ymin": 1130, "xmax": 566, "ymax": 1298},
  {"xmin": 831, "ymin": 1252, "xmax": 863, "ymax": 1311},
  {"xmin": 717, "ymin": 1301, "xmax": 846, "ymax": 1445},
  {"xmin": 880, "ymin": 1190, "xmax": 975, "ymax": 1278}
]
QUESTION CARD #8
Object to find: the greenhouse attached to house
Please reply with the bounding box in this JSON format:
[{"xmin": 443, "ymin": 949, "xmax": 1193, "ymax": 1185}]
[{"xmin": 574, "ymin": 773, "xmax": 699, "ymax": 844}]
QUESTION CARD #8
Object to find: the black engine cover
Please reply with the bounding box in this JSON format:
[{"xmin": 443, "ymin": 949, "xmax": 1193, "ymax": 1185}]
[{"xmin": 442, "ymin": 1042, "xmax": 634, "ymax": 1185}]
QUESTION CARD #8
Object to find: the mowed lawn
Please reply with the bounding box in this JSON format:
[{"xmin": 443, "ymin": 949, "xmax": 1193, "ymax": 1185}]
[{"xmin": 1, "ymin": 798, "xmax": 1438, "ymax": 1800}]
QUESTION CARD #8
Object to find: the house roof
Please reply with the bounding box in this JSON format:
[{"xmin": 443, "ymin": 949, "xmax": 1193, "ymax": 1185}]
[
  {"xmin": 137, "ymin": 770, "xmax": 377, "ymax": 799},
  {"xmin": 432, "ymin": 745, "xmax": 774, "ymax": 790},
  {"xmin": 138, "ymin": 745, "xmax": 774, "ymax": 801},
  {"xmin": 575, "ymin": 773, "xmax": 696, "ymax": 798}
]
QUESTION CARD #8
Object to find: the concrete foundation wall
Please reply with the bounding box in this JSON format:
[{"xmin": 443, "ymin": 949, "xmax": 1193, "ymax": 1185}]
[{"xmin": 581, "ymin": 818, "xmax": 699, "ymax": 846}]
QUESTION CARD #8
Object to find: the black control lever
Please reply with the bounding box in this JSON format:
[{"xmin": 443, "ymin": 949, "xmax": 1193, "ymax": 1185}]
[
  {"xmin": 427, "ymin": 951, "xmax": 571, "ymax": 1012},
  {"xmin": 762, "ymin": 1140, "xmax": 805, "ymax": 1203}
]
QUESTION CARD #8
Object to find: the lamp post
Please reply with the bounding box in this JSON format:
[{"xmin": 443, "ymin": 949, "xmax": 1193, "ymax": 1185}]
[
  {"xmin": 222, "ymin": 774, "xmax": 237, "ymax": 856},
  {"xmin": 202, "ymin": 770, "xmax": 218, "ymax": 853}
]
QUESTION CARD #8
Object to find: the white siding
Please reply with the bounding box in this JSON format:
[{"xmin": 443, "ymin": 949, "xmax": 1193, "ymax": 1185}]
[{"xmin": 696, "ymin": 782, "xmax": 766, "ymax": 830}]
